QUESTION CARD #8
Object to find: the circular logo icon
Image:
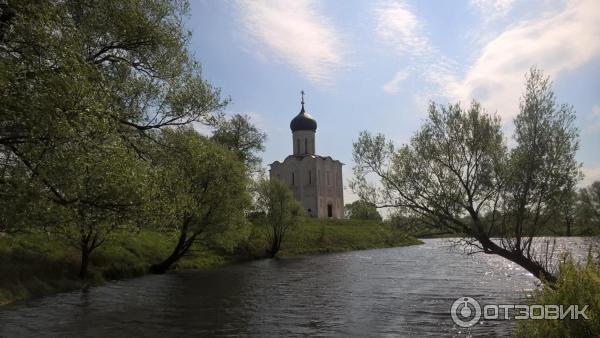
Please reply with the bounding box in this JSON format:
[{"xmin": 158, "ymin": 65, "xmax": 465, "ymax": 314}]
[{"xmin": 451, "ymin": 297, "xmax": 481, "ymax": 327}]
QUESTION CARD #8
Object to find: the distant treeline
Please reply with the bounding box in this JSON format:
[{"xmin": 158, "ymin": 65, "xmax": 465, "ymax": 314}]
[{"xmin": 388, "ymin": 181, "xmax": 600, "ymax": 238}]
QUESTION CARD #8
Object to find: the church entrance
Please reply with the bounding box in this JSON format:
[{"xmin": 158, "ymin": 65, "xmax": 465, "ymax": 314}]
[{"xmin": 327, "ymin": 204, "xmax": 333, "ymax": 218}]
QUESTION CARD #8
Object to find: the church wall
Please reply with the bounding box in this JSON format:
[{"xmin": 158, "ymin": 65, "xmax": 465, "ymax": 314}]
[
  {"xmin": 315, "ymin": 158, "xmax": 344, "ymax": 218},
  {"xmin": 269, "ymin": 157, "xmax": 318, "ymax": 217}
]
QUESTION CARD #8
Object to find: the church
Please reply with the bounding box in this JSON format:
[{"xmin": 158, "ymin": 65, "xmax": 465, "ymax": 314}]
[{"xmin": 269, "ymin": 92, "xmax": 344, "ymax": 218}]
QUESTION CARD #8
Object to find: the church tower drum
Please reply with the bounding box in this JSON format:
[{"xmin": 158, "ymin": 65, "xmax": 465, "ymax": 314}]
[{"xmin": 290, "ymin": 90, "xmax": 317, "ymax": 155}]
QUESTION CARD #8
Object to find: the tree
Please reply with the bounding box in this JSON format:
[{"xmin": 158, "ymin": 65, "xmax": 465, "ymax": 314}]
[
  {"xmin": 211, "ymin": 114, "xmax": 267, "ymax": 174},
  {"xmin": 148, "ymin": 128, "xmax": 250, "ymax": 274},
  {"xmin": 255, "ymin": 178, "xmax": 302, "ymax": 258},
  {"xmin": 44, "ymin": 137, "xmax": 148, "ymax": 278},
  {"xmin": 352, "ymin": 67, "xmax": 580, "ymax": 283},
  {"xmin": 1, "ymin": 0, "xmax": 226, "ymax": 148},
  {"xmin": 555, "ymin": 179, "xmax": 577, "ymax": 236},
  {"xmin": 1, "ymin": 0, "xmax": 227, "ymax": 231},
  {"xmin": 578, "ymin": 181, "xmax": 600, "ymax": 230},
  {"xmin": 0, "ymin": 0, "xmax": 228, "ymax": 277},
  {"xmin": 345, "ymin": 200, "xmax": 382, "ymax": 221}
]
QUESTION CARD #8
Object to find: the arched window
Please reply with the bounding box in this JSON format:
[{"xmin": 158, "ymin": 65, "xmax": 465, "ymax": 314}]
[
  {"xmin": 296, "ymin": 139, "xmax": 300, "ymax": 153},
  {"xmin": 305, "ymin": 138, "xmax": 308, "ymax": 153},
  {"xmin": 292, "ymin": 172, "xmax": 295, "ymax": 185}
]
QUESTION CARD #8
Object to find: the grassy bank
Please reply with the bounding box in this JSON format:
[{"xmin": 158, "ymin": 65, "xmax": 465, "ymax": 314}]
[
  {"xmin": 279, "ymin": 218, "xmax": 422, "ymax": 255},
  {"xmin": 515, "ymin": 253, "xmax": 600, "ymax": 337},
  {"xmin": 0, "ymin": 218, "xmax": 421, "ymax": 305}
]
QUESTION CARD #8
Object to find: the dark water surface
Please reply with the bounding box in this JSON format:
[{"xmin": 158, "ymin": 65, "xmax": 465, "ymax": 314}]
[{"xmin": 0, "ymin": 238, "xmax": 593, "ymax": 337}]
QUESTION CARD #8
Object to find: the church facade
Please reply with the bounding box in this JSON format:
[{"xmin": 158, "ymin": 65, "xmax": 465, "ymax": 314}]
[{"xmin": 269, "ymin": 94, "xmax": 344, "ymax": 218}]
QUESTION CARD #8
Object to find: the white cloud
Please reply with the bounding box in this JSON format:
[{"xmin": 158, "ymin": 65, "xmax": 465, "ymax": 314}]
[
  {"xmin": 375, "ymin": 1, "xmax": 457, "ymax": 100},
  {"xmin": 375, "ymin": 1, "xmax": 432, "ymax": 97},
  {"xmin": 441, "ymin": 0, "xmax": 600, "ymax": 121},
  {"xmin": 192, "ymin": 121, "xmax": 213, "ymax": 136},
  {"xmin": 582, "ymin": 163, "xmax": 600, "ymax": 187},
  {"xmin": 588, "ymin": 105, "xmax": 600, "ymax": 132},
  {"xmin": 236, "ymin": 0, "xmax": 345, "ymax": 84},
  {"xmin": 382, "ymin": 69, "xmax": 409, "ymax": 93},
  {"xmin": 470, "ymin": 0, "xmax": 515, "ymax": 20},
  {"xmin": 375, "ymin": 1, "xmax": 429, "ymax": 57},
  {"xmin": 243, "ymin": 111, "xmax": 267, "ymax": 131}
]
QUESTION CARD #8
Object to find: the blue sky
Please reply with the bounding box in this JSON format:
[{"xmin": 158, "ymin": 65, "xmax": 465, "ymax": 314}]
[{"xmin": 187, "ymin": 0, "xmax": 600, "ymax": 203}]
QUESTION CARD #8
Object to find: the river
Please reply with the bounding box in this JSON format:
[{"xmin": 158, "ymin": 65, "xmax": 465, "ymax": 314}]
[{"xmin": 0, "ymin": 238, "xmax": 594, "ymax": 337}]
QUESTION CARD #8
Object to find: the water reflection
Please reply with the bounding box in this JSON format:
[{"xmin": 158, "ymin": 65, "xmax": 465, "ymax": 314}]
[{"xmin": 0, "ymin": 238, "xmax": 593, "ymax": 337}]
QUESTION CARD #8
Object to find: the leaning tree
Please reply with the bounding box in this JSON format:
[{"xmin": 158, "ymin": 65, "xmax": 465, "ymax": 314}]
[
  {"xmin": 148, "ymin": 127, "xmax": 250, "ymax": 274},
  {"xmin": 352, "ymin": 67, "xmax": 580, "ymax": 283}
]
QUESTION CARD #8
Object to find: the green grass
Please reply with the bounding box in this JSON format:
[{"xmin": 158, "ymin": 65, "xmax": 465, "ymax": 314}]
[
  {"xmin": 247, "ymin": 217, "xmax": 422, "ymax": 256},
  {"xmin": 0, "ymin": 218, "xmax": 421, "ymax": 306},
  {"xmin": 0, "ymin": 229, "xmax": 218, "ymax": 306},
  {"xmin": 515, "ymin": 252, "xmax": 600, "ymax": 337}
]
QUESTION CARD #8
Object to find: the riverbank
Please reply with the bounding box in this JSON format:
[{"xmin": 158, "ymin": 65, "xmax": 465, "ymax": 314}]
[{"xmin": 0, "ymin": 218, "xmax": 421, "ymax": 305}]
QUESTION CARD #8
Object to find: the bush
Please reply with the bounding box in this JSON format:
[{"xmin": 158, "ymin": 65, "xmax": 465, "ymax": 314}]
[{"xmin": 515, "ymin": 252, "xmax": 600, "ymax": 337}]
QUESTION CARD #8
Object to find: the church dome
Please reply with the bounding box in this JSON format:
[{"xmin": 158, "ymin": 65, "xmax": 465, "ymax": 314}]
[{"xmin": 290, "ymin": 105, "xmax": 317, "ymax": 132}]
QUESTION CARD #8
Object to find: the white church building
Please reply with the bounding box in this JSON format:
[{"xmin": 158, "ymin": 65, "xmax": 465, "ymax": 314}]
[{"xmin": 269, "ymin": 92, "xmax": 344, "ymax": 218}]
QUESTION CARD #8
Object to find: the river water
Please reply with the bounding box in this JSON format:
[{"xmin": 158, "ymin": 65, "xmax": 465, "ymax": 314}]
[{"xmin": 0, "ymin": 238, "xmax": 594, "ymax": 337}]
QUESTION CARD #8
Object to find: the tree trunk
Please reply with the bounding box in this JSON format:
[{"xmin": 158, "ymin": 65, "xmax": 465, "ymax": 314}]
[
  {"xmin": 150, "ymin": 226, "xmax": 195, "ymax": 274},
  {"xmin": 150, "ymin": 247, "xmax": 183, "ymax": 274},
  {"xmin": 476, "ymin": 234, "xmax": 557, "ymax": 284},
  {"xmin": 266, "ymin": 244, "xmax": 279, "ymax": 258},
  {"xmin": 265, "ymin": 230, "xmax": 281, "ymax": 258},
  {"xmin": 79, "ymin": 245, "xmax": 90, "ymax": 279}
]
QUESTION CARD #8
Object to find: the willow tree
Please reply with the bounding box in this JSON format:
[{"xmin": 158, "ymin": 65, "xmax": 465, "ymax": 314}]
[
  {"xmin": 0, "ymin": 0, "xmax": 227, "ymax": 276},
  {"xmin": 211, "ymin": 114, "xmax": 267, "ymax": 174},
  {"xmin": 148, "ymin": 128, "xmax": 250, "ymax": 274},
  {"xmin": 40, "ymin": 137, "xmax": 148, "ymax": 278},
  {"xmin": 352, "ymin": 67, "xmax": 580, "ymax": 283},
  {"xmin": 255, "ymin": 178, "xmax": 302, "ymax": 258}
]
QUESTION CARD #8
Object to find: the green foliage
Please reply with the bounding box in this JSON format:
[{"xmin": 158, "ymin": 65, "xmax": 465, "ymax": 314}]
[
  {"xmin": 505, "ymin": 66, "xmax": 581, "ymax": 239},
  {"xmin": 578, "ymin": 181, "xmax": 600, "ymax": 230},
  {"xmin": 351, "ymin": 67, "xmax": 581, "ymax": 282},
  {"xmin": 149, "ymin": 128, "xmax": 250, "ymax": 245},
  {"xmin": 515, "ymin": 254, "xmax": 600, "ymax": 338},
  {"xmin": 211, "ymin": 114, "xmax": 267, "ymax": 174},
  {"xmin": 345, "ymin": 200, "xmax": 382, "ymax": 221},
  {"xmin": 254, "ymin": 178, "xmax": 302, "ymax": 257},
  {"xmin": 0, "ymin": 0, "xmax": 229, "ymax": 276},
  {"xmin": 146, "ymin": 128, "xmax": 251, "ymax": 272}
]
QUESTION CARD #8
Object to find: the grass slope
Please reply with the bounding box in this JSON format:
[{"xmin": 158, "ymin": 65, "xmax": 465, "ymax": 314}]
[{"xmin": 280, "ymin": 217, "xmax": 422, "ymax": 255}]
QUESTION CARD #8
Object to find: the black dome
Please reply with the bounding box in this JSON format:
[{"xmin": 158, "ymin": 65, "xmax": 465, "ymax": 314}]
[{"xmin": 290, "ymin": 106, "xmax": 317, "ymax": 132}]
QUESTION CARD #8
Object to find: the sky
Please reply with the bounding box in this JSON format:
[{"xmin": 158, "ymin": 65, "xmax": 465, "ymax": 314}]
[{"xmin": 187, "ymin": 0, "xmax": 600, "ymax": 204}]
